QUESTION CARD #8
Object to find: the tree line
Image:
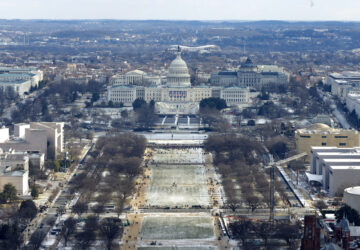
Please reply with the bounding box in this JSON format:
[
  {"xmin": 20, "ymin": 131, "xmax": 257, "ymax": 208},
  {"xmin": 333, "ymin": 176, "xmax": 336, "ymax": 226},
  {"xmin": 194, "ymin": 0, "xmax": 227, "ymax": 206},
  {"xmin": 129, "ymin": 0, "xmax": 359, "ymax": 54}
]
[
  {"xmin": 229, "ymin": 218, "xmax": 302, "ymax": 249},
  {"xmin": 204, "ymin": 134, "xmax": 288, "ymax": 211},
  {"xmin": 0, "ymin": 198, "xmax": 38, "ymax": 249},
  {"xmin": 10, "ymin": 79, "xmax": 105, "ymax": 124},
  {"xmin": 72, "ymin": 132, "xmax": 146, "ymax": 222}
]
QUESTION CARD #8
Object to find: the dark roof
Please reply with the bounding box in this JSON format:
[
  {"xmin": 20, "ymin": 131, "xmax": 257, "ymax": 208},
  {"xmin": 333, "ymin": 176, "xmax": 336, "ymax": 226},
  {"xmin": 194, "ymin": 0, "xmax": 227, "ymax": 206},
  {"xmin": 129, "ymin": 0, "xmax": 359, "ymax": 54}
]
[
  {"xmin": 261, "ymin": 72, "xmax": 279, "ymax": 76},
  {"xmin": 218, "ymin": 71, "xmax": 237, "ymax": 76},
  {"xmin": 241, "ymin": 57, "xmax": 256, "ymax": 68}
]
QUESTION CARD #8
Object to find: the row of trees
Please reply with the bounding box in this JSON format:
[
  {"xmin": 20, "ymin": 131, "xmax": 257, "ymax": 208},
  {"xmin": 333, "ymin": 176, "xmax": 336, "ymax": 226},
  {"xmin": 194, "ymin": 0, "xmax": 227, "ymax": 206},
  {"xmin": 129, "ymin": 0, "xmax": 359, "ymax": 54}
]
[
  {"xmin": 56, "ymin": 132, "xmax": 145, "ymax": 248},
  {"xmin": 199, "ymin": 97, "xmax": 229, "ymax": 132},
  {"xmin": 58, "ymin": 216, "xmax": 123, "ymax": 250},
  {"xmin": 254, "ymin": 78, "xmax": 331, "ymax": 121},
  {"xmin": 132, "ymin": 98, "xmax": 157, "ymax": 129},
  {"xmin": 204, "ymin": 134, "xmax": 287, "ymax": 211},
  {"xmin": 0, "ymin": 199, "xmax": 38, "ymax": 249},
  {"xmin": 73, "ymin": 133, "xmax": 146, "ymax": 219},
  {"xmin": 229, "ymin": 218, "xmax": 302, "ymax": 249},
  {"xmin": 204, "ymin": 134, "xmax": 264, "ymax": 165},
  {"xmin": 0, "ymin": 86, "xmax": 19, "ymax": 118},
  {"xmin": 335, "ymin": 204, "xmax": 360, "ymax": 226},
  {"xmin": 11, "ymin": 79, "xmax": 105, "ymax": 124}
]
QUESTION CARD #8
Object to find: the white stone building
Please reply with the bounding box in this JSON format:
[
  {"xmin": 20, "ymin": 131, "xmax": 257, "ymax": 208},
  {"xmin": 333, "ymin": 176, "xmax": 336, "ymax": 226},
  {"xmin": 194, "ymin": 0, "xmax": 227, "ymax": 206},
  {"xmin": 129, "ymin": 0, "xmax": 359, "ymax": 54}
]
[
  {"xmin": 210, "ymin": 58, "xmax": 289, "ymax": 89},
  {"xmin": 110, "ymin": 70, "xmax": 161, "ymax": 86},
  {"xmin": 0, "ymin": 127, "xmax": 9, "ymax": 143},
  {"xmin": 0, "ymin": 149, "xmax": 29, "ymax": 195},
  {"xmin": 0, "ymin": 169, "xmax": 28, "ymax": 196},
  {"xmin": 346, "ymin": 92, "xmax": 360, "ymax": 119},
  {"xmin": 0, "ymin": 67, "xmax": 43, "ymax": 97},
  {"xmin": 0, "ymin": 122, "xmax": 64, "ymax": 159},
  {"xmin": 344, "ymin": 186, "xmax": 360, "ymax": 214},
  {"xmin": 326, "ymin": 71, "xmax": 360, "ymax": 102},
  {"xmin": 106, "ymin": 49, "xmax": 250, "ymax": 114},
  {"xmin": 310, "ymin": 147, "xmax": 360, "ymax": 197}
]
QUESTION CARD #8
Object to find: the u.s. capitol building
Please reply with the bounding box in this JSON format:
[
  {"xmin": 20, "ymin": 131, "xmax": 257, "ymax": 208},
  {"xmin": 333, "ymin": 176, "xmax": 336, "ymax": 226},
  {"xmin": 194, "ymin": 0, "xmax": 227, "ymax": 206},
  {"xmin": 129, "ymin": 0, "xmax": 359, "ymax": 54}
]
[{"xmin": 106, "ymin": 49, "xmax": 250, "ymax": 114}]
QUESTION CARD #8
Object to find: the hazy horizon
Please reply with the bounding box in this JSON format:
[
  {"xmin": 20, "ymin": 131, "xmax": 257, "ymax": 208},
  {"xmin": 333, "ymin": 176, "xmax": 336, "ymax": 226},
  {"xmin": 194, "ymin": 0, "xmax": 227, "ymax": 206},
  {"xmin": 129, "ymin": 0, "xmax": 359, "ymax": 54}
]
[
  {"xmin": 1, "ymin": 19, "xmax": 360, "ymax": 23},
  {"xmin": 0, "ymin": 0, "xmax": 360, "ymax": 21}
]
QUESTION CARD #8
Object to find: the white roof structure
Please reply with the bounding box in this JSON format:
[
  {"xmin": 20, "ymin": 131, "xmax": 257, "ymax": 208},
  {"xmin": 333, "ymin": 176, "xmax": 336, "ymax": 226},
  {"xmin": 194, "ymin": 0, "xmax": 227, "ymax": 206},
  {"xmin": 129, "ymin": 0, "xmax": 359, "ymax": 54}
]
[
  {"xmin": 305, "ymin": 172, "xmax": 323, "ymax": 183},
  {"xmin": 125, "ymin": 69, "xmax": 146, "ymax": 76},
  {"xmin": 345, "ymin": 186, "xmax": 360, "ymax": 195},
  {"xmin": 310, "ymin": 147, "xmax": 360, "ymax": 196}
]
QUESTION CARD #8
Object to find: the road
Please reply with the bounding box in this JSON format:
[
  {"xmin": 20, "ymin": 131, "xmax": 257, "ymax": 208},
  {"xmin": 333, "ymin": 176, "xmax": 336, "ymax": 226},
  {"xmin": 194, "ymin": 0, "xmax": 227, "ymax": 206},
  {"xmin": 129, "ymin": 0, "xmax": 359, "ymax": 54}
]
[
  {"xmin": 24, "ymin": 144, "xmax": 94, "ymax": 247},
  {"xmin": 318, "ymin": 89, "xmax": 353, "ymax": 129},
  {"xmin": 1, "ymin": 88, "xmax": 46, "ymax": 120}
]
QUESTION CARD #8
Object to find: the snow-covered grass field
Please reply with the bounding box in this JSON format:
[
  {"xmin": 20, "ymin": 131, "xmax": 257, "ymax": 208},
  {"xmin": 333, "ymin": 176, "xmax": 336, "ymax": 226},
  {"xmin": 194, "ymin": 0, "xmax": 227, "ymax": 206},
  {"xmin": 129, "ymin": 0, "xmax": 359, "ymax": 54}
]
[
  {"xmin": 150, "ymin": 165, "xmax": 206, "ymax": 186},
  {"xmin": 139, "ymin": 216, "xmax": 215, "ymax": 240},
  {"xmin": 146, "ymin": 163, "xmax": 209, "ymax": 207},
  {"xmin": 146, "ymin": 185, "xmax": 209, "ymax": 207},
  {"xmin": 152, "ymin": 148, "xmax": 205, "ymax": 164}
]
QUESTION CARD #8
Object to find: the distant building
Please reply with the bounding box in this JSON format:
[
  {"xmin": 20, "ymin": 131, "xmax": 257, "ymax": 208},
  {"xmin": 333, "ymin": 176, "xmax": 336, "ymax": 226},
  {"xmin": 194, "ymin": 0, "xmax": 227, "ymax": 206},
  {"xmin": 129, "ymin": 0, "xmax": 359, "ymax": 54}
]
[
  {"xmin": 110, "ymin": 70, "xmax": 161, "ymax": 86},
  {"xmin": 0, "ymin": 148, "xmax": 29, "ymax": 195},
  {"xmin": 0, "ymin": 67, "xmax": 43, "ymax": 97},
  {"xmin": 0, "ymin": 122, "xmax": 64, "ymax": 159},
  {"xmin": 295, "ymin": 123, "xmax": 360, "ymax": 161},
  {"xmin": 0, "ymin": 127, "xmax": 9, "ymax": 143},
  {"xmin": 346, "ymin": 92, "xmax": 360, "ymax": 119},
  {"xmin": 334, "ymin": 216, "xmax": 360, "ymax": 250},
  {"xmin": 106, "ymin": 49, "xmax": 250, "ymax": 114},
  {"xmin": 326, "ymin": 71, "xmax": 360, "ymax": 102},
  {"xmin": 210, "ymin": 58, "xmax": 289, "ymax": 89},
  {"xmin": 310, "ymin": 147, "xmax": 360, "ymax": 196}
]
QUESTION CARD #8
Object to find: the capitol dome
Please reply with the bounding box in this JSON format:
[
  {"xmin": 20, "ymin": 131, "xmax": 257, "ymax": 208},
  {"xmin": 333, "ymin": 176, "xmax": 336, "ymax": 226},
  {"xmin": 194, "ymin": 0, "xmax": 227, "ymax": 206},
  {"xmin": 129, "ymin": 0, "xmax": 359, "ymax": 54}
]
[{"xmin": 166, "ymin": 48, "xmax": 191, "ymax": 87}]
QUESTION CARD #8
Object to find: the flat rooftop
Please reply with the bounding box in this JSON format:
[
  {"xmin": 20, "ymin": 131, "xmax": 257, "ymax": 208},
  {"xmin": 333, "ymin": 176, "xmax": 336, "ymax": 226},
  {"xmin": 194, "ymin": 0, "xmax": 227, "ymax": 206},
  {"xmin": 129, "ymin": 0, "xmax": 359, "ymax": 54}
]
[
  {"xmin": 329, "ymin": 165, "xmax": 360, "ymax": 170},
  {"xmin": 345, "ymin": 186, "xmax": 360, "ymax": 195},
  {"xmin": 323, "ymin": 158, "xmax": 360, "ymax": 163},
  {"xmin": 1, "ymin": 170, "xmax": 27, "ymax": 176},
  {"xmin": 317, "ymin": 152, "xmax": 360, "ymax": 157},
  {"xmin": 0, "ymin": 79, "xmax": 30, "ymax": 85}
]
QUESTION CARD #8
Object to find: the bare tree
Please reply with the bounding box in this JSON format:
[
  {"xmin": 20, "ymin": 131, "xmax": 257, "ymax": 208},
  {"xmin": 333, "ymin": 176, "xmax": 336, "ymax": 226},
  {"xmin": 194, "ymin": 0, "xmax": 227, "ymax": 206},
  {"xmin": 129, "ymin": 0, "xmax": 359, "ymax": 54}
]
[
  {"xmin": 85, "ymin": 215, "xmax": 98, "ymax": 232},
  {"xmin": 246, "ymin": 195, "xmax": 260, "ymax": 212},
  {"xmin": 229, "ymin": 218, "xmax": 254, "ymax": 247},
  {"xmin": 62, "ymin": 217, "xmax": 77, "ymax": 247},
  {"xmin": 255, "ymin": 222, "xmax": 273, "ymax": 249},
  {"xmin": 92, "ymin": 204, "xmax": 105, "ymax": 218},
  {"xmin": 115, "ymin": 198, "xmax": 126, "ymax": 218},
  {"xmin": 275, "ymin": 222, "xmax": 302, "ymax": 250},
  {"xmin": 72, "ymin": 202, "xmax": 88, "ymax": 219},
  {"xmin": 57, "ymin": 206, "xmax": 66, "ymax": 217},
  {"xmin": 75, "ymin": 230, "xmax": 95, "ymax": 250},
  {"xmin": 29, "ymin": 231, "xmax": 47, "ymax": 250},
  {"xmin": 100, "ymin": 218, "xmax": 123, "ymax": 250},
  {"xmin": 226, "ymin": 197, "xmax": 241, "ymax": 212},
  {"xmin": 314, "ymin": 200, "xmax": 328, "ymax": 214}
]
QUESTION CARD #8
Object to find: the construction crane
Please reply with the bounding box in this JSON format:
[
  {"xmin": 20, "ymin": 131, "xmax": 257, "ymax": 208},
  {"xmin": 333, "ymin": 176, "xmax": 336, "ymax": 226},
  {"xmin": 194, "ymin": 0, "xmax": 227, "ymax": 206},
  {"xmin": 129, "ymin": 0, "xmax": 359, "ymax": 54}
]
[{"xmin": 265, "ymin": 152, "xmax": 307, "ymax": 222}]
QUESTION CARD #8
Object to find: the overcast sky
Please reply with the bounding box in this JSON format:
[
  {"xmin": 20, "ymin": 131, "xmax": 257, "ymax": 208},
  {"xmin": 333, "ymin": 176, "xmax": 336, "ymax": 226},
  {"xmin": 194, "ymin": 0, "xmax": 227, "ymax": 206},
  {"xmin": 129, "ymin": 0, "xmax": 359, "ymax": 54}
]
[{"xmin": 1, "ymin": 0, "xmax": 360, "ymax": 21}]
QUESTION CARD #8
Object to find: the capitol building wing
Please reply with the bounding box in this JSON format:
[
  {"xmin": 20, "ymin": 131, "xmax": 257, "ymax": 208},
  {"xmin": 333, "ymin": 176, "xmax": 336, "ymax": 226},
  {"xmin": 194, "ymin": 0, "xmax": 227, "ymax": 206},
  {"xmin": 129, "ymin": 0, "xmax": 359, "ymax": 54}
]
[{"xmin": 106, "ymin": 50, "xmax": 250, "ymax": 114}]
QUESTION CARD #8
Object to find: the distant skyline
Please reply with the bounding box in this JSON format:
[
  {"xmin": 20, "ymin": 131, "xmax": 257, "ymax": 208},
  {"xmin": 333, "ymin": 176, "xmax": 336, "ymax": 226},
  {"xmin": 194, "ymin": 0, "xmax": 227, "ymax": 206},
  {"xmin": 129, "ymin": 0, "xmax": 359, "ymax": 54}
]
[{"xmin": 0, "ymin": 0, "xmax": 360, "ymax": 21}]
